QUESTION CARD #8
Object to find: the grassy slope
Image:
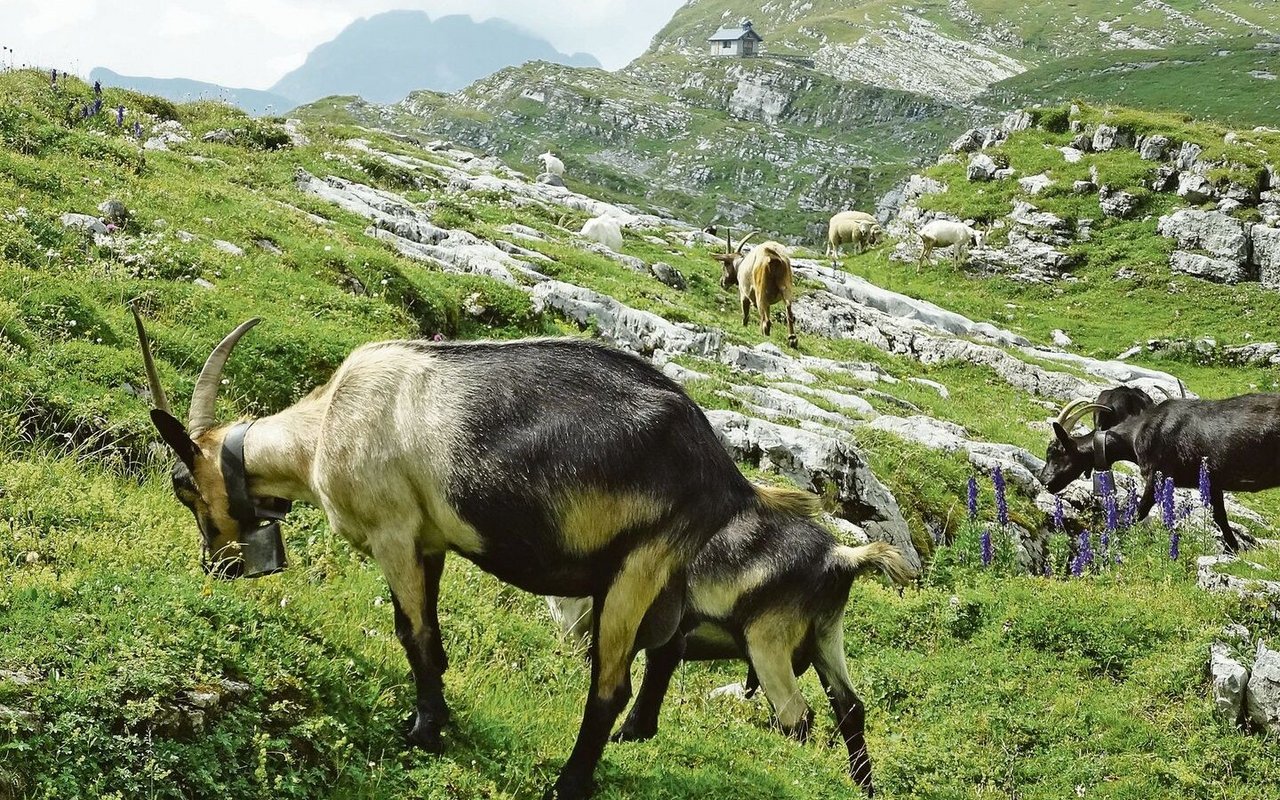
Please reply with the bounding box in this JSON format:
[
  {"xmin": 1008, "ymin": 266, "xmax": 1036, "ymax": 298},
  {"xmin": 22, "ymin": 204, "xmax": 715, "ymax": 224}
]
[
  {"xmin": 2, "ymin": 72, "xmax": 1279, "ymax": 798},
  {"xmin": 986, "ymin": 40, "xmax": 1280, "ymax": 128}
]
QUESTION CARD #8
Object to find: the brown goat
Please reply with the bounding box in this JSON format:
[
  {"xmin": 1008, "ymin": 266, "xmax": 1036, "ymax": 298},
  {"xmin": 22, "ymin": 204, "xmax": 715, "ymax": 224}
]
[{"xmin": 717, "ymin": 236, "xmax": 797, "ymax": 348}]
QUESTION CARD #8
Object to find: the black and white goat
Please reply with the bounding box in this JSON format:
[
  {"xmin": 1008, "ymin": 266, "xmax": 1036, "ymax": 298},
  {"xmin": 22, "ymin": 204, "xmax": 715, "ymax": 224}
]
[
  {"xmin": 131, "ymin": 308, "xmax": 818, "ymax": 800},
  {"xmin": 1038, "ymin": 394, "xmax": 1280, "ymax": 553},
  {"xmin": 547, "ymin": 504, "xmax": 915, "ymax": 795}
]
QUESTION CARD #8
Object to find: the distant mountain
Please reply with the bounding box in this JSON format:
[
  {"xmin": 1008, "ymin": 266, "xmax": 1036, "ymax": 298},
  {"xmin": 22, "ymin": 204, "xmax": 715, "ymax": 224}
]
[
  {"xmin": 89, "ymin": 68, "xmax": 296, "ymax": 116},
  {"xmin": 269, "ymin": 10, "xmax": 601, "ymax": 105}
]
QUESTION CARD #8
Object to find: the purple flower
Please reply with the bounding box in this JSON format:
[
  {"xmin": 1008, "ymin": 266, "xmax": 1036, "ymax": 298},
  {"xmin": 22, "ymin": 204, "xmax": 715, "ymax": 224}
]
[
  {"xmin": 980, "ymin": 529, "xmax": 992, "ymax": 566},
  {"xmin": 1043, "ymin": 556, "xmax": 1052, "ymax": 578},
  {"xmin": 1100, "ymin": 527, "xmax": 1110, "ymax": 560},
  {"xmin": 1079, "ymin": 529, "xmax": 1094, "ymax": 570},
  {"xmin": 967, "ymin": 476, "xmax": 978, "ymax": 521},
  {"xmin": 993, "ymin": 467, "xmax": 1008, "ymax": 528},
  {"xmin": 1070, "ymin": 552, "xmax": 1084, "ymax": 578},
  {"xmin": 116, "ymin": 105, "xmax": 125, "ymax": 126},
  {"xmin": 132, "ymin": 120, "xmax": 143, "ymax": 139},
  {"xmin": 1198, "ymin": 458, "xmax": 1211, "ymax": 509},
  {"xmin": 1170, "ymin": 528, "xmax": 1181, "ymax": 561},
  {"xmin": 1052, "ymin": 494, "xmax": 1065, "ymax": 531},
  {"xmin": 1123, "ymin": 479, "xmax": 1139, "ymax": 527},
  {"xmin": 1101, "ymin": 471, "xmax": 1118, "ymax": 534},
  {"xmin": 105, "ymin": 223, "xmax": 118, "ymax": 233},
  {"xmin": 431, "ymin": 332, "xmax": 445, "ymax": 342},
  {"xmin": 1161, "ymin": 476, "xmax": 1176, "ymax": 531},
  {"xmin": 93, "ymin": 80, "xmax": 102, "ymax": 97}
]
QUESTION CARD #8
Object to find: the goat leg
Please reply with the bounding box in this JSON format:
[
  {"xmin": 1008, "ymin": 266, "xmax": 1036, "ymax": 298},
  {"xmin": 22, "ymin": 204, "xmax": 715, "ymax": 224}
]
[
  {"xmin": 741, "ymin": 296, "xmax": 752, "ymax": 328},
  {"xmin": 813, "ymin": 622, "xmax": 874, "ymax": 796},
  {"xmin": 1210, "ymin": 489, "xmax": 1242, "ymax": 553},
  {"xmin": 785, "ymin": 302, "xmax": 798, "ymax": 348},
  {"xmin": 612, "ymin": 632, "xmax": 687, "ymax": 743},
  {"xmin": 389, "ymin": 550, "xmax": 450, "ymax": 752}
]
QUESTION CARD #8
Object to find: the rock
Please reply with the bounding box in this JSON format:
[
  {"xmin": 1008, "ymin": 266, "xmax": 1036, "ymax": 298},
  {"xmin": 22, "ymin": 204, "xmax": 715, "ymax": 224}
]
[
  {"xmin": 499, "ymin": 223, "xmax": 544, "ymax": 240},
  {"xmin": 1059, "ymin": 147, "xmax": 1085, "ymax": 164},
  {"xmin": 1002, "ymin": 110, "xmax": 1032, "ymax": 132},
  {"xmin": 0, "ymin": 669, "xmax": 37, "ymax": 687},
  {"xmin": 1091, "ymin": 125, "xmax": 1133, "ymax": 151},
  {"xmin": 1253, "ymin": 225, "xmax": 1280, "ymax": 288},
  {"xmin": 661, "ymin": 362, "xmax": 712, "ymax": 384},
  {"xmin": 1072, "ymin": 179, "xmax": 1096, "ymax": 194},
  {"xmin": 282, "ymin": 119, "xmax": 308, "ymax": 147},
  {"xmin": 1169, "ymin": 251, "xmax": 1251, "ymax": 283},
  {"xmin": 1157, "ymin": 209, "xmax": 1252, "ymax": 262},
  {"xmin": 531, "ymin": 281, "xmax": 721, "ymax": 358},
  {"xmin": 648, "ymin": 261, "xmax": 686, "ymax": 290},
  {"xmin": 255, "ymin": 238, "xmax": 282, "ymax": 254},
  {"xmin": 1223, "ymin": 341, "xmax": 1280, "ymax": 366},
  {"xmin": 1152, "ymin": 164, "xmax": 1179, "ymax": 192},
  {"xmin": 175, "ymin": 230, "xmax": 197, "ymax": 243},
  {"xmin": 967, "ymin": 153, "xmax": 998, "ymax": 182},
  {"xmin": 950, "ymin": 128, "xmax": 985, "ymax": 153},
  {"xmin": 60, "ymin": 213, "xmax": 107, "ymax": 235},
  {"xmin": 202, "ymin": 128, "xmax": 235, "ymax": 143},
  {"xmin": 1098, "ymin": 187, "xmax": 1140, "ymax": 219},
  {"xmin": 1177, "ymin": 172, "xmax": 1217, "ymax": 204},
  {"xmin": 97, "ymin": 198, "xmax": 128, "ymax": 225},
  {"xmin": 727, "ymin": 385, "xmax": 855, "ymax": 430},
  {"xmin": 1209, "ymin": 642, "xmax": 1249, "ymax": 725},
  {"xmin": 907, "ymin": 377, "xmax": 949, "ymax": 398},
  {"xmin": 1247, "ymin": 642, "xmax": 1280, "ymax": 734},
  {"xmin": 992, "ymin": 168, "xmax": 1016, "ymax": 180},
  {"xmin": 1051, "ymin": 329, "xmax": 1072, "ymax": 347},
  {"xmin": 1019, "ymin": 174, "xmax": 1053, "ymax": 195},
  {"xmin": 143, "ymin": 137, "xmax": 170, "ymax": 151},
  {"xmin": 1069, "ymin": 133, "xmax": 1092, "ymax": 152},
  {"xmin": 192, "ymin": 278, "xmax": 215, "ymax": 289},
  {"xmin": 1139, "ymin": 135, "xmax": 1171, "ymax": 161},
  {"xmin": 705, "ymin": 410, "xmax": 920, "ymax": 571},
  {"xmin": 536, "ymin": 172, "xmax": 566, "ymax": 187},
  {"xmin": 212, "ymin": 239, "xmax": 244, "ymax": 256},
  {"xmin": 1176, "ymin": 141, "xmax": 1203, "ymax": 171},
  {"xmin": 1217, "ymin": 198, "xmax": 1245, "ymax": 214}
]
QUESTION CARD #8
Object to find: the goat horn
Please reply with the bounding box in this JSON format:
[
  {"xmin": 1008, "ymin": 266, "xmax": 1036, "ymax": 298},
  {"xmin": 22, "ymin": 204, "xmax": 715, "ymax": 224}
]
[
  {"xmin": 187, "ymin": 318, "xmax": 261, "ymax": 436},
  {"xmin": 1148, "ymin": 384, "xmax": 1172, "ymax": 402},
  {"xmin": 130, "ymin": 301, "xmax": 172, "ymax": 415},
  {"xmin": 1054, "ymin": 398, "xmax": 1090, "ymax": 427},
  {"xmin": 735, "ymin": 230, "xmax": 761, "ymax": 252},
  {"xmin": 724, "ymin": 226, "xmax": 733, "ymax": 254},
  {"xmin": 1063, "ymin": 402, "xmax": 1111, "ymax": 432}
]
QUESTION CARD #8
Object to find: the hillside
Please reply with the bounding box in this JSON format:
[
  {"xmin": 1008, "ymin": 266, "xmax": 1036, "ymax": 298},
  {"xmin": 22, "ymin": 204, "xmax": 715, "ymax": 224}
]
[
  {"xmin": 88, "ymin": 68, "xmax": 296, "ymax": 118},
  {"xmin": 2, "ymin": 70, "xmax": 1280, "ymax": 799},
  {"xmin": 648, "ymin": 0, "xmax": 1279, "ymax": 103}
]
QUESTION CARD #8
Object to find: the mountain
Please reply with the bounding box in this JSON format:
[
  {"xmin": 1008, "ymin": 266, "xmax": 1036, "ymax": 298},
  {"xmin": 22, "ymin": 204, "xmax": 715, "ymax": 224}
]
[
  {"xmin": 88, "ymin": 67, "xmax": 297, "ymax": 116},
  {"xmin": 269, "ymin": 10, "xmax": 601, "ymax": 105}
]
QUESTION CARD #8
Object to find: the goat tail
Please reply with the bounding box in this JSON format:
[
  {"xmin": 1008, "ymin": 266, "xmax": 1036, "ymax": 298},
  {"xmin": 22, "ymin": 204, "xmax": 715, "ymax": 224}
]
[
  {"xmin": 753, "ymin": 483, "xmax": 822, "ymax": 518},
  {"xmin": 831, "ymin": 542, "xmax": 916, "ymax": 587}
]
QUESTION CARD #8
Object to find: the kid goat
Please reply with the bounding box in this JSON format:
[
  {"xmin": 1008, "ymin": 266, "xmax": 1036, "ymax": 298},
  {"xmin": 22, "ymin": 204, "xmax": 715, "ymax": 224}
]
[
  {"xmin": 1038, "ymin": 393, "xmax": 1280, "ymax": 553},
  {"xmin": 547, "ymin": 502, "xmax": 915, "ymax": 796},
  {"xmin": 131, "ymin": 306, "xmax": 816, "ymax": 800}
]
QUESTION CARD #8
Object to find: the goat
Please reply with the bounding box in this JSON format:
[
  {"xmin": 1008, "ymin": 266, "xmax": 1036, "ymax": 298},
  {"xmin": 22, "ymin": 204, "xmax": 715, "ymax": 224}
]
[
  {"xmin": 827, "ymin": 211, "xmax": 883, "ymax": 262},
  {"xmin": 1093, "ymin": 385, "xmax": 1155, "ymax": 431},
  {"xmin": 580, "ymin": 215, "xmax": 623, "ymax": 252},
  {"xmin": 547, "ymin": 502, "xmax": 916, "ymax": 796},
  {"xmin": 917, "ymin": 219, "xmax": 985, "ymax": 272},
  {"xmin": 714, "ymin": 233, "xmax": 797, "ymax": 348},
  {"xmin": 130, "ymin": 306, "xmax": 820, "ymax": 800},
  {"xmin": 539, "ymin": 150, "xmax": 565, "ymax": 177},
  {"xmin": 1037, "ymin": 395, "xmax": 1280, "ymax": 553}
]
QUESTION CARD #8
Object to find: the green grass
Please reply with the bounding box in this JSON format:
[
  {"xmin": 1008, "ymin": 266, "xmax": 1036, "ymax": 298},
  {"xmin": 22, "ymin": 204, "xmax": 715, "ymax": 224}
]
[{"xmin": 4, "ymin": 69, "xmax": 1280, "ymax": 799}]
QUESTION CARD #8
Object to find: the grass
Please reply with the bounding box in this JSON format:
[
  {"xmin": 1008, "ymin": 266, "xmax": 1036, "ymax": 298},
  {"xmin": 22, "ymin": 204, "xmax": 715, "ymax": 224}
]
[{"xmin": 3, "ymin": 69, "xmax": 1280, "ymax": 799}]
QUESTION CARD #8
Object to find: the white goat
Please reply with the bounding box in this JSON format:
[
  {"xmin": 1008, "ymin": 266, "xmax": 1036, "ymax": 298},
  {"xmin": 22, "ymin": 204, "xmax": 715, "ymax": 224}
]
[
  {"xmin": 539, "ymin": 151, "xmax": 565, "ymax": 177},
  {"xmin": 917, "ymin": 219, "xmax": 985, "ymax": 271},
  {"xmin": 826, "ymin": 211, "xmax": 883, "ymax": 261},
  {"xmin": 580, "ymin": 215, "xmax": 624, "ymax": 252},
  {"xmin": 131, "ymin": 307, "xmax": 817, "ymax": 800}
]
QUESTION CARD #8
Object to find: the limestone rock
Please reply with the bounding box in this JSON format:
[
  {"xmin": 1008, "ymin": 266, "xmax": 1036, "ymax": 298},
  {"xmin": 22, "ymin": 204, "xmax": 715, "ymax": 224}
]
[
  {"xmin": 1209, "ymin": 642, "xmax": 1249, "ymax": 725},
  {"xmin": 1169, "ymin": 251, "xmax": 1250, "ymax": 283},
  {"xmin": 1178, "ymin": 172, "xmax": 1218, "ymax": 204},
  {"xmin": 1091, "ymin": 125, "xmax": 1133, "ymax": 151},
  {"xmin": 531, "ymin": 281, "xmax": 721, "ymax": 358},
  {"xmin": 1019, "ymin": 173, "xmax": 1053, "ymax": 195},
  {"xmin": 536, "ymin": 172, "xmax": 565, "ymax": 187},
  {"xmin": 1246, "ymin": 642, "xmax": 1280, "ymax": 733},
  {"xmin": 212, "ymin": 239, "xmax": 244, "ymax": 256},
  {"xmin": 648, "ymin": 261, "xmax": 686, "ymax": 290},
  {"xmin": 1098, "ymin": 187, "xmax": 1140, "ymax": 219},
  {"xmin": 1157, "ymin": 209, "xmax": 1251, "ymax": 262},
  {"xmin": 1139, "ymin": 135, "xmax": 1171, "ymax": 161},
  {"xmin": 1252, "ymin": 225, "xmax": 1280, "ymax": 288},
  {"xmin": 202, "ymin": 129, "xmax": 235, "ymax": 143},
  {"xmin": 967, "ymin": 153, "xmax": 998, "ymax": 182},
  {"xmin": 60, "ymin": 213, "xmax": 107, "ymax": 235}
]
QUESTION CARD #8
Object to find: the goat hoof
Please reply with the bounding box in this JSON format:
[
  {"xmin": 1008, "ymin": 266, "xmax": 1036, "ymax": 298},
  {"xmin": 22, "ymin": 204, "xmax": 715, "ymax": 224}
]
[
  {"xmin": 543, "ymin": 773, "xmax": 595, "ymax": 800},
  {"xmin": 405, "ymin": 713, "xmax": 446, "ymax": 753},
  {"xmin": 786, "ymin": 335, "xmax": 798, "ymax": 348},
  {"xmin": 611, "ymin": 721, "xmax": 657, "ymax": 743}
]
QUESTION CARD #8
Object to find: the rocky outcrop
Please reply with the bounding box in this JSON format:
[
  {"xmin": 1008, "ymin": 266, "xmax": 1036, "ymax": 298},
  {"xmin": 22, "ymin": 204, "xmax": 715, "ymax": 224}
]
[
  {"xmin": 1247, "ymin": 642, "xmax": 1280, "ymax": 734},
  {"xmin": 1210, "ymin": 642, "xmax": 1250, "ymax": 726},
  {"xmin": 967, "ymin": 153, "xmax": 998, "ymax": 182},
  {"xmin": 1098, "ymin": 187, "xmax": 1140, "ymax": 219},
  {"xmin": 531, "ymin": 281, "xmax": 721, "ymax": 358},
  {"xmin": 1157, "ymin": 209, "xmax": 1255, "ymax": 283}
]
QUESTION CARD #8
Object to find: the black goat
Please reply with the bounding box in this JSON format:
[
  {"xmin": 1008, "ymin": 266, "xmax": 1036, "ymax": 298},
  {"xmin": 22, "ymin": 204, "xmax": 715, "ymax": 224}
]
[
  {"xmin": 1037, "ymin": 395, "xmax": 1280, "ymax": 552},
  {"xmin": 1093, "ymin": 385, "xmax": 1155, "ymax": 430}
]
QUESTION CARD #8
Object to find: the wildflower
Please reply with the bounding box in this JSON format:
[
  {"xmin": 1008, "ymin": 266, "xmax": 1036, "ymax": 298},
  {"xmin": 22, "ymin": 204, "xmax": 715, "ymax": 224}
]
[
  {"xmin": 1160, "ymin": 476, "xmax": 1176, "ymax": 530},
  {"xmin": 1101, "ymin": 471, "xmax": 1118, "ymax": 535},
  {"xmin": 980, "ymin": 529, "xmax": 992, "ymax": 566},
  {"xmin": 1169, "ymin": 527, "xmax": 1180, "ymax": 561},
  {"xmin": 93, "ymin": 79, "xmax": 101, "ymax": 96},
  {"xmin": 1198, "ymin": 457, "xmax": 1211, "ymax": 509},
  {"xmin": 1099, "ymin": 527, "xmax": 1110, "ymax": 560},
  {"xmin": 116, "ymin": 105, "xmax": 124, "ymax": 126},
  {"xmin": 993, "ymin": 467, "xmax": 1008, "ymax": 527},
  {"xmin": 1123, "ymin": 479, "xmax": 1139, "ymax": 527},
  {"xmin": 1079, "ymin": 529, "xmax": 1094, "ymax": 569},
  {"xmin": 967, "ymin": 476, "xmax": 978, "ymax": 521},
  {"xmin": 1052, "ymin": 494, "xmax": 1065, "ymax": 530},
  {"xmin": 132, "ymin": 120, "xmax": 143, "ymax": 138},
  {"xmin": 50, "ymin": 68, "xmax": 56, "ymax": 87},
  {"xmin": 432, "ymin": 333, "xmax": 445, "ymax": 342}
]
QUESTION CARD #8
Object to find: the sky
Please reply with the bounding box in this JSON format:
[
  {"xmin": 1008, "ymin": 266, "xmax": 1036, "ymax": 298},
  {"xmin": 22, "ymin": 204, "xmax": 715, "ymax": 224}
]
[{"xmin": 0, "ymin": 0, "xmax": 688, "ymax": 88}]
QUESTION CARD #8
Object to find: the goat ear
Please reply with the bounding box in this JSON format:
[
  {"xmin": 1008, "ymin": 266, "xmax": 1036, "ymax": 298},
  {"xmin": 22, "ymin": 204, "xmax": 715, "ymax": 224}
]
[
  {"xmin": 1052, "ymin": 422, "xmax": 1078, "ymax": 452},
  {"xmin": 151, "ymin": 409, "xmax": 199, "ymax": 471}
]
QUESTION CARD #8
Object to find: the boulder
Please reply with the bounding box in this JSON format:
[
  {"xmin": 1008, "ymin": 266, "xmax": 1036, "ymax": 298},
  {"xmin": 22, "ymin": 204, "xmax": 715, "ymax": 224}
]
[
  {"xmin": 1157, "ymin": 209, "xmax": 1251, "ymax": 262},
  {"xmin": 60, "ymin": 213, "xmax": 107, "ymax": 235},
  {"xmin": 1139, "ymin": 135, "xmax": 1171, "ymax": 161},
  {"xmin": 1072, "ymin": 179, "xmax": 1096, "ymax": 195},
  {"xmin": 1091, "ymin": 124, "xmax": 1133, "ymax": 151},
  {"xmin": 705, "ymin": 410, "xmax": 920, "ymax": 572},
  {"xmin": 967, "ymin": 153, "xmax": 998, "ymax": 182},
  {"xmin": 1176, "ymin": 141, "xmax": 1203, "ymax": 171},
  {"xmin": 530, "ymin": 281, "xmax": 721, "ymax": 358},
  {"xmin": 1209, "ymin": 642, "xmax": 1249, "ymax": 725},
  {"xmin": 97, "ymin": 198, "xmax": 128, "ymax": 225},
  {"xmin": 1169, "ymin": 251, "xmax": 1251, "ymax": 284},
  {"xmin": 992, "ymin": 168, "xmax": 1016, "ymax": 180},
  {"xmin": 1069, "ymin": 133, "xmax": 1092, "ymax": 152},
  {"xmin": 1059, "ymin": 147, "xmax": 1085, "ymax": 164},
  {"xmin": 648, "ymin": 261, "xmax": 686, "ymax": 290},
  {"xmin": 1177, "ymin": 172, "xmax": 1218, "ymax": 204},
  {"xmin": 1002, "ymin": 110, "xmax": 1032, "ymax": 132},
  {"xmin": 950, "ymin": 128, "xmax": 985, "ymax": 153},
  {"xmin": 536, "ymin": 172, "xmax": 566, "ymax": 187},
  {"xmin": 1098, "ymin": 187, "xmax": 1140, "ymax": 219},
  {"xmin": 212, "ymin": 239, "xmax": 244, "ymax": 256},
  {"xmin": 1019, "ymin": 173, "xmax": 1053, "ymax": 195},
  {"xmin": 1253, "ymin": 225, "xmax": 1280, "ymax": 289},
  {"xmin": 1247, "ymin": 641, "xmax": 1280, "ymax": 733},
  {"xmin": 1152, "ymin": 164, "xmax": 1179, "ymax": 192},
  {"xmin": 202, "ymin": 128, "xmax": 235, "ymax": 143}
]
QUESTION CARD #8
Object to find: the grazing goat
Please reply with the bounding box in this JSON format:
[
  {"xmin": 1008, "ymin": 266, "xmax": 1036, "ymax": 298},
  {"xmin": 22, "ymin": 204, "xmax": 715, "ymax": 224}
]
[
  {"xmin": 917, "ymin": 219, "xmax": 985, "ymax": 271},
  {"xmin": 547, "ymin": 502, "xmax": 915, "ymax": 796},
  {"xmin": 580, "ymin": 215, "xmax": 623, "ymax": 252},
  {"xmin": 131, "ymin": 307, "xmax": 818, "ymax": 800},
  {"xmin": 1093, "ymin": 385, "xmax": 1155, "ymax": 430},
  {"xmin": 827, "ymin": 211, "xmax": 883, "ymax": 262},
  {"xmin": 1038, "ymin": 395, "xmax": 1280, "ymax": 553},
  {"xmin": 539, "ymin": 150, "xmax": 565, "ymax": 177},
  {"xmin": 714, "ymin": 232, "xmax": 797, "ymax": 348}
]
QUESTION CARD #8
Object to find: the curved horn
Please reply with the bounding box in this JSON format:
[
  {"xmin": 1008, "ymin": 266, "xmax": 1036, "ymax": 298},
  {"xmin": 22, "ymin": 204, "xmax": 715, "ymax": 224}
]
[
  {"xmin": 735, "ymin": 230, "xmax": 761, "ymax": 253},
  {"xmin": 724, "ymin": 226, "xmax": 734, "ymax": 254},
  {"xmin": 1148, "ymin": 384, "xmax": 1173, "ymax": 402},
  {"xmin": 130, "ymin": 301, "xmax": 172, "ymax": 415},
  {"xmin": 187, "ymin": 318, "xmax": 261, "ymax": 436},
  {"xmin": 1054, "ymin": 398, "xmax": 1090, "ymax": 428},
  {"xmin": 1062, "ymin": 402, "xmax": 1111, "ymax": 432}
]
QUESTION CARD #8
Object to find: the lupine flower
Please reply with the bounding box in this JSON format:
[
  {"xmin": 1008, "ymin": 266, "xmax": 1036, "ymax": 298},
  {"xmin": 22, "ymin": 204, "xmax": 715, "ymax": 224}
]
[
  {"xmin": 1100, "ymin": 471, "xmax": 1118, "ymax": 534},
  {"xmin": 1052, "ymin": 494, "xmax": 1065, "ymax": 530},
  {"xmin": 993, "ymin": 467, "xmax": 1008, "ymax": 527},
  {"xmin": 1123, "ymin": 479, "xmax": 1139, "ymax": 527},
  {"xmin": 980, "ymin": 529, "xmax": 993, "ymax": 566},
  {"xmin": 1079, "ymin": 529, "xmax": 1094, "ymax": 569},
  {"xmin": 132, "ymin": 120, "xmax": 143, "ymax": 138},
  {"xmin": 1169, "ymin": 527, "xmax": 1181, "ymax": 561},
  {"xmin": 967, "ymin": 476, "xmax": 978, "ymax": 521},
  {"xmin": 1100, "ymin": 527, "xmax": 1110, "ymax": 560},
  {"xmin": 1198, "ymin": 457, "xmax": 1211, "ymax": 509},
  {"xmin": 116, "ymin": 105, "xmax": 124, "ymax": 126},
  {"xmin": 1161, "ymin": 476, "xmax": 1176, "ymax": 531}
]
